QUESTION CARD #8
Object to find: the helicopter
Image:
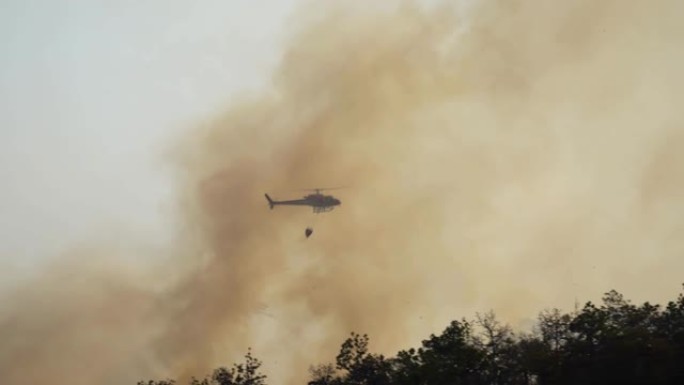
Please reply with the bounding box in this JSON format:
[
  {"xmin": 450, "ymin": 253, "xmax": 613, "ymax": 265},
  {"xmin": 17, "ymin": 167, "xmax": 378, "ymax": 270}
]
[{"xmin": 264, "ymin": 188, "xmax": 342, "ymax": 213}]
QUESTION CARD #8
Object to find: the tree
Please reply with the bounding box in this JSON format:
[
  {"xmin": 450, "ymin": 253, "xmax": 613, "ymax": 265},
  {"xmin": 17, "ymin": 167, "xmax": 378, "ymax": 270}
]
[
  {"xmin": 308, "ymin": 363, "xmax": 340, "ymax": 385},
  {"xmin": 417, "ymin": 319, "xmax": 485, "ymax": 385},
  {"xmin": 335, "ymin": 333, "xmax": 392, "ymax": 385},
  {"xmin": 473, "ymin": 311, "xmax": 521, "ymax": 385},
  {"xmin": 536, "ymin": 308, "xmax": 572, "ymax": 353},
  {"xmin": 557, "ymin": 289, "xmax": 682, "ymax": 385},
  {"xmin": 138, "ymin": 349, "xmax": 266, "ymax": 385},
  {"xmin": 390, "ymin": 348, "xmax": 422, "ymax": 385}
]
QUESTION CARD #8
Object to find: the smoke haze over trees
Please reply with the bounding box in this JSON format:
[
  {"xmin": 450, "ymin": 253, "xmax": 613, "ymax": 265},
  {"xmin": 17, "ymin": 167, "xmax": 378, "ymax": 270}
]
[{"xmin": 140, "ymin": 285, "xmax": 684, "ymax": 384}]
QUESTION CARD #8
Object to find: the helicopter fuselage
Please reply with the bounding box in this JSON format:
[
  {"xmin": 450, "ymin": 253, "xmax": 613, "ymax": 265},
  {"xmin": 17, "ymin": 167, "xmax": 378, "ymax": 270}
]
[{"xmin": 264, "ymin": 193, "xmax": 341, "ymax": 213}]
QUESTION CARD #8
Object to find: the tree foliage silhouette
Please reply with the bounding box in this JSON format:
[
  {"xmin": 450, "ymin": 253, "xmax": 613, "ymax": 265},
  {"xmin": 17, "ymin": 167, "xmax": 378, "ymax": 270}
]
[
  {"xmin": 308, "ymin": 284, "xmax": 684, "ymax": 385},
  {"xmin": 138, "ymin": 349, "xmax": 266, "ymax": 385}
]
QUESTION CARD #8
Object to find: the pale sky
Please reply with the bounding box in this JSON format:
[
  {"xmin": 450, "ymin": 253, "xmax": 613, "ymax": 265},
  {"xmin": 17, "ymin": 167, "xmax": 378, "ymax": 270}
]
[{"xmin": 0, "ymin": 0, "xmax": 303, "ymax": 270}]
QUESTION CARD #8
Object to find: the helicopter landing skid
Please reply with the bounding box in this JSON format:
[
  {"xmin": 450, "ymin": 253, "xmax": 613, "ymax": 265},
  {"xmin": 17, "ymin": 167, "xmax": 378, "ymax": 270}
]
[{"xmin": 313, "ymin": 206, "xmax": 334, "ymax": 213}]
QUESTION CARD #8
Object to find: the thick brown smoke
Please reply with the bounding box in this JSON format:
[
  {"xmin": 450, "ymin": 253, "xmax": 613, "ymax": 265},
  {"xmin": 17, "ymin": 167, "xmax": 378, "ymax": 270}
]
[{"xmin": 2, "ymin": 1, "xmax": 684, "ymax": 384}]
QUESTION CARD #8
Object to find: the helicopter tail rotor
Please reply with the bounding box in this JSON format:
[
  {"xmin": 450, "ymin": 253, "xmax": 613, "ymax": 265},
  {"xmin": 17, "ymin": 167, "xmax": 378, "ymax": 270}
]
[{"xmin": 264, "ymin": 194, "xmax": 275, "ymax": 209}]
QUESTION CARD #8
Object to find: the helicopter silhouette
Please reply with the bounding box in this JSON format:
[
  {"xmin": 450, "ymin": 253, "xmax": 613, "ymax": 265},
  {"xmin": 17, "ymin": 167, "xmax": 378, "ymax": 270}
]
[{"xmin": 264, "ymin": 187, "xmax": 342, "ymax": 213}]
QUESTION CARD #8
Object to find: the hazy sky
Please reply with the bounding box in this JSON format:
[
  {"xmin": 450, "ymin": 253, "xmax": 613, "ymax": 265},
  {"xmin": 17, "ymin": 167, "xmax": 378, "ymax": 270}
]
[
  {"xmin": 2, "ymin": 1, "xmax": 683, "ymax": 384},
  {"xmin": 0, "ymin": 0, "xmax": 302, "ymax": 269}
]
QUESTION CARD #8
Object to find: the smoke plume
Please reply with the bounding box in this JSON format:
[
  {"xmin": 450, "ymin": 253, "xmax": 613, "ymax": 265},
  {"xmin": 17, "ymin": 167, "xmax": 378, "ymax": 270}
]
[{"xmin": 2, "ymin": 1, "xmax": 684, "ymax": 384}]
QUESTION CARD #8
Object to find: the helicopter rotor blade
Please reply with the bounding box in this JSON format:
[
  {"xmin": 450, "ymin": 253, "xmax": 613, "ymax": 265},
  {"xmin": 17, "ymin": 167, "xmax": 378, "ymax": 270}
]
[{"xmin": 299, "ymin": 186, "xmax": 348, "ymax": 192}]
